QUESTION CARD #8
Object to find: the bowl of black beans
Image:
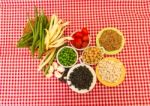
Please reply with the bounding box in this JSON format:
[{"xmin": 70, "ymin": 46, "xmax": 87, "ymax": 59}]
[{"xmin": 66, "ymin": 64, "xmax": 96, "ymax": 93}]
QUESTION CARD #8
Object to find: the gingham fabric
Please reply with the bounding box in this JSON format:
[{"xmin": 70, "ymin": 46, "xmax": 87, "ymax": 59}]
[{"xmin": 0, "ymin": 0, "xmax": 150, "ymax": 106}]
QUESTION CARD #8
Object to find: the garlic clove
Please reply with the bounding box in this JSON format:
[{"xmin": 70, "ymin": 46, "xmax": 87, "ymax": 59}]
[
  {"xmin": 52, "ymin": 62, "xmax": 58, "ymax": 70},
  {"xmin": 54, "ymin": 71, "xmax": 62, "ymax": 79},
  {"xmin": 45, "ymin": 66, "xmax": 54, "ymax": 78},
  {"xmin": 57, "ymin": 66, "xmax": 65, "ymax": 73}
]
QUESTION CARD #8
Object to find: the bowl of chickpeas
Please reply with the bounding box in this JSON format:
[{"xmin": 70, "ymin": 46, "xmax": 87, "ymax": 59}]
[{"xmin": 79, "ymin": 46, "xmax": 104, "ymax": 65}]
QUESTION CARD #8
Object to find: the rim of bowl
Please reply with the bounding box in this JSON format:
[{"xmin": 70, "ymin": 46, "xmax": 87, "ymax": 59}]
[
  {"xmin": 56, "ymin": 46, "xmax": 78, "ymax": 68},
  {"xmin": 66, "ymin": 63, "xmax": 97, "ymax": 94},
  {"xmin": 70, "ymin": 30, "xmax": 91, "ymax": 51}
]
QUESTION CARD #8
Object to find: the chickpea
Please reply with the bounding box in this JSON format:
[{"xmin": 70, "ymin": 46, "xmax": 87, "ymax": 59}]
[{"xmin": 82, "ymin": 47, "xmax": 103, "ymax": 64}]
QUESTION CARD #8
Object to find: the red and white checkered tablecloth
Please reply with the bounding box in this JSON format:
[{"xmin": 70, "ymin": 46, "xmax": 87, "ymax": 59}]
[{"xmin": 0, "ymin": 0, "xmax": 150, "ymax": 106}]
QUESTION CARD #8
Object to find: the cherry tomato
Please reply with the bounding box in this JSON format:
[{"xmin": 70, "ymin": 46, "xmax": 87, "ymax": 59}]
[
  {"xmin": 82, "ymin": 42, "xmax": 88, "ymax": 48},
  {"xmin": 82, "ymin": 27, "xmax": 88, "ymax": 35},
  {"xmin": 82, "ymin": 35, "xmax": 89, "ymax": 41},
  {"xmin": 74, "ymin": 32, "xmax": 82, "ymax": 38}
]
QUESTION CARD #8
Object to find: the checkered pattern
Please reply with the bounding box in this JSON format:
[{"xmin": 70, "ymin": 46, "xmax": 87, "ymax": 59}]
[{"xmin": 0, "ymin": 0, "xmax": 150, "ymax": 106}]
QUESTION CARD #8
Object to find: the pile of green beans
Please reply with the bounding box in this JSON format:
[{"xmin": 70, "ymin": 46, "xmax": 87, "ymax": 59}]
[{"xmin": 17, "ymin": 7, "xmax": 48, "ymax": 58}]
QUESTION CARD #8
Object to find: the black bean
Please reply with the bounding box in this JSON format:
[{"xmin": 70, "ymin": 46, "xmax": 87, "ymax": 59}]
[{"xmin": 69, "ymin": 66, "xmax": 93, "ymax": 90}]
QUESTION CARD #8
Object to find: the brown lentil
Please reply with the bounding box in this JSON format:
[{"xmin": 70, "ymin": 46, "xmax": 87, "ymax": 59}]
[{"xmin": 99, "ymin": 29, "xmax": 122, "ymax": 51}]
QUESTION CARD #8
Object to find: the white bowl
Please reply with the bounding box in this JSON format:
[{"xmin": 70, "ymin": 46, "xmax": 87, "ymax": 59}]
[
  {"xmin": 56, "ymin": 46, "xmax": 78, "ymax": 68},
  {"xmin": 70, "ymin": 31, "xmax": 90, "ymax": 51},
  {"xmin": 66, "ymin": 63, "xmax": 97, "ymax": 94},
  {"xmin": 79, "ymin": 46, "xmax": 104, "ymax": 65}
]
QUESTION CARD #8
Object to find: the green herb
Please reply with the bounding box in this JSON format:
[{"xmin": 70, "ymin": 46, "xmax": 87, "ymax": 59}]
[{"xmin": 58, "ymin": 47, "xmax": 77, "ymax": 66}]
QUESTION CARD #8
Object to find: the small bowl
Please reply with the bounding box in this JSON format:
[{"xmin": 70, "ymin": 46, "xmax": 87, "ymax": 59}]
[
  {"xmin": 79, "ymin": 46, "xmax": 104, "ymax": 65},
  {"xmin": 56, "ymin": 46, "xmax": 78, "ymax": 68},
  {"xmin": 70, "ymin": 31, "xmax": 90, "ymax": 51},
  {"xmin": 66, "ymin": 63, "xmax": 97, "ymax": 94},
  {"xmin": 96, "ymin": 27, "xmax": 125, "ymax": 55}
]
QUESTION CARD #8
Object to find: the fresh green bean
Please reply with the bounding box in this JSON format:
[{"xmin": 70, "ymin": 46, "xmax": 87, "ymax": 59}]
[
  {"xmin": 17, "ymin": 33, "xmax": 33, "ymax": 47},
  {"xmin": 17, "ymin": 36, "xmax": 33, "ymax": 48},
  {"xmin": 17, "ymin": 7, "xmax": 48, "ymax": 59},
  {"xmin": 38, "ymin": 17, "xmax": 43, "ymax": 58},
  {"xmin": 34, "ymin": 6, "xmax": 38, "ymax": 19},
  {"xmin": 31, "ymin": 16, "xmax": 40, "ymax": 56},
  {"xmin": 35, "ymin": 40, "xmax": 40, "ymax": 49}
]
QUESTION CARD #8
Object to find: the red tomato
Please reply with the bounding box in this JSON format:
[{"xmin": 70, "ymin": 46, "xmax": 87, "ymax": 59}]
[
  {"xmin": 82, "ymin": 35, "xmax": 89, "ymax": 41},
  {"xmin": 72, "ymin": 38, "xmax": 82, "ymax": 49},
  {"xmin": 72, "ymin": 35, "xmax": 76, "ymax": 38},
  {"xmin": 74, "ymin": 32, "xmax": 83, "ymax": 38},
  {"xmin": 71, "ymin": 40, "xmax": 75, "ymax": 46},
  {"xmin": 82, "ymin": 27, "xmax": 88, "ymax": 35},
  {"xmin": 75, "ymin": 38, "xmax": 82, "ymax": 45},
  {"xmin": 75, "ymin": 43, "xmax": 81, "ymax": 49},
  {"xmin": 82, "ymin": 42, "xmax": 88, "ymax": 48}
]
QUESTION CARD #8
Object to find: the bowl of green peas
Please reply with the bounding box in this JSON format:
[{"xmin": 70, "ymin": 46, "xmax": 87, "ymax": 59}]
[{"xmin": 56, "ymin": 46, "xmax": 78, "ymax": 68}]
